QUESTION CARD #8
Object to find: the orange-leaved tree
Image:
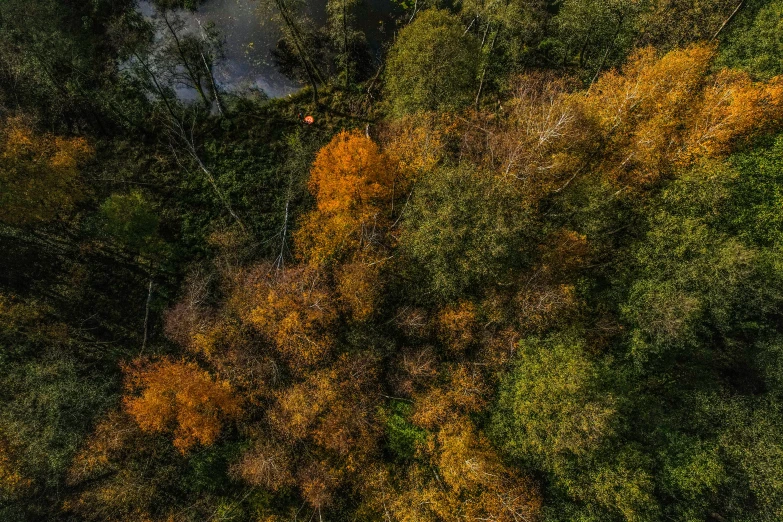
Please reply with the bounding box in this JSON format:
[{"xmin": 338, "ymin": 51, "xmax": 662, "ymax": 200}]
[
  {"xmin": 123, "ymin": 358, "xmax": 242, "ymax": 453},
  {"xmin": 268, "ymin": 353, "xmax": 380, "ymax": 463},
  {"xmin": 295, "ymin": 130, "xmax": 402, "ymax": 265}
]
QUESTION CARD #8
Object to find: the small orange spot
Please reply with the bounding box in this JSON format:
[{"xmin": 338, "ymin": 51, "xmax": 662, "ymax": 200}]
[{"xmin": 304, "ymin": 115, "xmax": 314, "ymax": 125}]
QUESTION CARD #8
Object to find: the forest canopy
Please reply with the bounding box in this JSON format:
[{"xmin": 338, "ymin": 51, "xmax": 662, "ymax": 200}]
[{"xmin": 3, "ymin": 1, "xmax": 783, "ymax": 521}]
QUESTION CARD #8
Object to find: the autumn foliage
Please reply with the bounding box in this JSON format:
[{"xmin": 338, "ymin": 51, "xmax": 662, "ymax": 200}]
[
  {"xmin": 295, "ymin": 129, "xmax": 401, "ymax": 265},
  {"xmin": 586, "ymin": 44, "xmax": 783, "ymax": 186},
  {"xmin": 0, "ymin": 116, "xmax": 92, "ymax": 225},
  {"xmin": 123, "ymin": 358, "xmax": 242, "ymax": 453},
  {"xmin": 232, "ymin": 263, "xmax": 336, "ymax": 368},
  {"xmin": 44, "ymin": 32, "xmax": 783, "ymax": 522},
  {"xmin": 0, "ymin": 438, "xmax": 29, "ymax": 498}
]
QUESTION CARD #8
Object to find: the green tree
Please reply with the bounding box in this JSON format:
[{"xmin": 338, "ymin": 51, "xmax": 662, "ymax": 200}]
[
  {"xmin": 326, "ymin": 0, "xmax": 369, "ymax": 87},
  {"xmin": 99, "ymin": 191, "xmax": 161, "ymax": 254},
  {"xmin": 718, "ymin": 0, "xmax": 783, "ymax": 80},
  {"xmin": 385, "ymin": 9, "xmax": 480, "ymax": 116},
  {"xmin": 491, "ymin": 333, "xmax": 660, "ymax": 520},
  {"xmin": 399, "ymin": 164, "xmax": 531, "ymax": 302},
  {"xmin": 492, "ymin": 333, "xmax": 617, "ymax": 469},
  {"xmin": 549, "ymin": 0, "xmax": 642, "ymax": 73}
]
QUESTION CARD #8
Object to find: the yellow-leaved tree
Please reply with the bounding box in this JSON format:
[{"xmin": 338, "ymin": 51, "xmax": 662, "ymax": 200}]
[
  {"xmin": 585, "ymin": 44, "xmax": 783, "ymax": 186},
  {"xmin": 231, "ymin": 263, "xmax": 336, "ymax": 369},
  {"xmin": 0, "ymin": 116, "xmax": 92, "ymax": 226}
]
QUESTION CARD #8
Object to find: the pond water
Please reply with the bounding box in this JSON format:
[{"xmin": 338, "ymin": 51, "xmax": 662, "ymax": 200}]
[{"xmin": 138, "ymin": 0, "xmax": 398, "ymax": 99}]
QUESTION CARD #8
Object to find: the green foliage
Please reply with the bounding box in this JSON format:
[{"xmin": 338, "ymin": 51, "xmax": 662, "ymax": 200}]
[
  {"xmin": 492, "ymin": 334, "xmax": 663, "ymax": 520},
  {"xmin": 385, "ymin": 401, "xmax": 426, "ymax": 460},
  {"xmin": 623, "ymin": 214, "xmax": 756, "ymax": 363},
  {"xmin": 721, "ymin": 133, "xmax": 783, "ymax": 246},
  {"xmin": 718, "ymin": 0, "xmax": 783, "ymax": 80},
  {"xmin": 0, "ymin": 357, "xmax": 114, "ymax": 479},
  {"xmin": 679, "ymin": 393, "xmax": 783, "ymax": 519},
  {"xmin": 0, "ymin": 354, "xmax": 116, "ymax": 518},
  {"xmin": 0, "ymin": 298, "xmax": 118, "ymax": 518},
  {"xmin": 489, "ymin": 133, "xmax": 783, "ymax": 520},
  {"xmin": 659, "ymin": 432, "xmax": 724, "ymax": 513},
  {"xmin": 634, "ymin": 0, "xmax": 741, "ymax": 49},
  {"xmin": 99, "ymin": 190, "xmax": 162, "ymax": 254},
  {"xmin": 400, "ymin": 165, "xmax": 531, "ymax": 302},
  {"xmin": 326, "ymin": 0, "xmax": 371, "ymax": 87},
  {"xmin": 183, "ymin": 442, "xmax": 242, "ymax": 494},
  {"xmin": 385, "ymin": 10, "xmax": 480, "ymax": 116},
  {"xmin": 492, "ymin": 333, "xmax": 617, "ymax": 469},
  {"xmin": 622, "ymin": 147, "xmax": 783, "ymax": 367},
  {"xmin": 513, "ymin": 0, "xmax": 757, "ymax": 79},
  {"xmin": 549, "ymin": 0, "xmax": 642, "ymax": 71},
  {"xmin": 0, "ymin": 0, "xmax": 147, "ymax": 130}
]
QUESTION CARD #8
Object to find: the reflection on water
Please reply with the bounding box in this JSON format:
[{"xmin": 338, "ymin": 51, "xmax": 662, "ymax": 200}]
[
  {"xmin": 138, "ymin": 0, "xmax": 396, "ymax": 99},
  {"xmin": 137, "ymin": 0, "xmax": 399, "ymax": 99},
  {"xmin": 198, "ymin": 0, "xmax": 301, "ymax": 97},
  {"xmin": 138, "ymin": 0, "xmax": 301, "ymax": 98}
]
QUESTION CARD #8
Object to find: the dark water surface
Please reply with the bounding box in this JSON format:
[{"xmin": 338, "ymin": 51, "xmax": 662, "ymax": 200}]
[{"xmin": 138, "ymin": 0, "xmax": 398, "ymax": 99}]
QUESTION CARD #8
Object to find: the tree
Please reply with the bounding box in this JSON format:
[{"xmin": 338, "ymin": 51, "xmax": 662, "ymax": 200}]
[
  {"xmin": 381, "ymin": 113, "xmax": 456, "ymax": 178},
  {"xmin": 457, "ymin": 0, "xmax": 549, "ymax": 103},
  {"xmin": 436, "ymin": 300, "xmax": 478, "ymax": 354},
  {"xmin": 233, "ymin": 440, "xmax": 294, "ymax": 492},
  {"xmin": 399, "ymin": 164, "xmax": 530, "ymax": 302},
  {"xmin": 622, "ymin": 205, "xmax": 768, "ymax": 365},
  {"xmin": 462, "ymin": 72, "xmax": 599, "ymax": 201},
  {"xmin": 123, "ymin": 358, "xmax": 242, "ymax": 453},
  {"xmin": 0, "ymin": 0, "xmax": 150, "ymax": 130},
  {"xmin": 0, "ymin": 116, "xmax": 92, "ymax": 226},
  {"xmin": 491, "ymin": 335, "xmax": 663, "ymax": 520},
  {"xmin": 492, "ymin": 333, "xmax": 617, "ymax": 468},
  {"xmin": 334, "ymin": 260, "xmax": 382, "ymax": 322},
  {"xmin": 584, "ymin": 44, "xmax": 783, "ymax": 187},
  {"xmin": 550, "ymin": 0, "xmax": 642, "ymax": 73},
  {"xmin": 355, "ymin": 417, "xmax": 542, "ymax": 522},
  {"xmin": 718, "ymin": 0, "xmax": 783, "ymax": 80},
  {"xmin": 155, "ymin": 12, "xmax": 226, "ymax": 113},
  {"xmin": 232, "ymin": 263, "xmax": 336, "ymax": 368},
  {"xmin": 295, "ymin": 129, "xmax": 400, "ymax": 266},
  {"xmin": 434, "ymin": 421, "xmax": 542, "ymax": 521},
  {"xmin": 638, "ymin": 0, "xmax": 749, "ymax": 50},
  {"xmin": 99, "ymin": 190, "xmax": 161, "ymax": 255},
  {"xmin": 385, "ymin": 9, "xmax": 480, "ymax": 116},
  {"xmin": 268, "ymin": 354, "xmax": 380, "ymax": 462},
  {"xmin": 326, "ymin": 0, "xmax": 370, "ymax": 88},
  {"xmin": 411, "ymin": 364, "xmax": 488, "ymax": 430},
  {"xmin": 264, "ymin": 0, "xmax": 326, "ymax": 104}
]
